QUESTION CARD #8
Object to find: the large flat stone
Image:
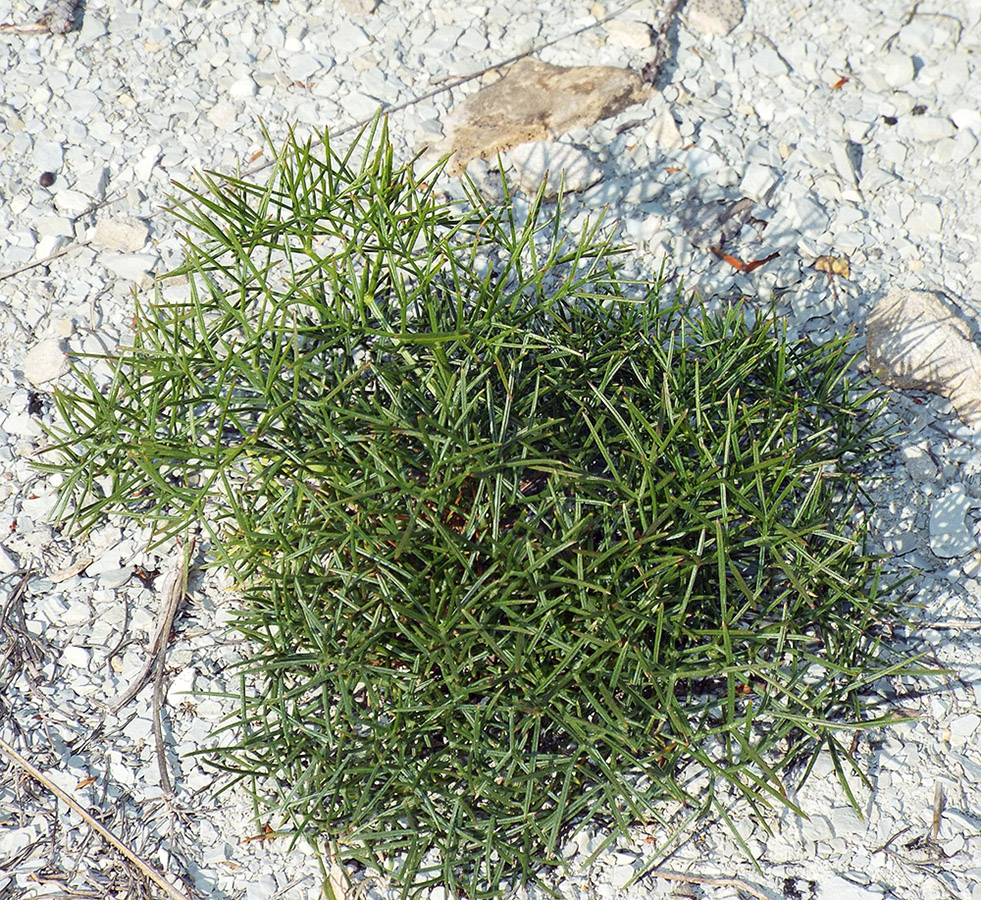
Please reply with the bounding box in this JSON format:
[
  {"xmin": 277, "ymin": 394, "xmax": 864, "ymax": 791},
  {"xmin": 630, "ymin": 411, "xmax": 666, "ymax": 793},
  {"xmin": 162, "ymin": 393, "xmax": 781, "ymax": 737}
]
[{"xmin": 431, "ymin": 57, "xmax": 653, "ymax": 173}]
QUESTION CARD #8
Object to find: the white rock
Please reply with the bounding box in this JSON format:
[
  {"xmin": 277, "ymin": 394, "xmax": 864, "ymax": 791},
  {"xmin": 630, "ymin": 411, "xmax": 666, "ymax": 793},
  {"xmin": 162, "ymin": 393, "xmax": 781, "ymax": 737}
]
[
  {"xmin": 247, "ymin": 874, "xmax": 279, "ymax": 900},
  {"xmin": 605, "ymin": 19, "xmax": 652, "ymax": 49},
  {"xmin": 33, "ymin": 140, "xmax": 65, "ymax": 171},
  {"xmin": 905, "ymin": 201, "xmax": 943, "ymax": 237},
  {"xmin": 829, "ymin": 806, "xmax": 865, "ymax": 836},
  {"xmin": 950, "ymin": 712, "xmax": 980, "ymax": 740},
  {"xmin": 23, "ymin": 339, "xmax": 69, "ymax": 386},
  {"xmin": 623, "ymin": 215, "xmax": 662, "ymax": 243},
  {"xmin": 740, "ymin": 162, "xmax": 778, "ymax": 201},
  {"xmin": 866, "ymin": 288, "xmax": 981, "ymax": 426},
  {"xmin": 753, "ymin": 46, "xmax": 790, "ymax": 77},
  {"xmin": 930, "ymin": 484, "xmax": 976, "ymax": 558},
  {"xmin": 3, "ymin": 411, "xmax": 43, "ymax": 439},
  {"xmin": 207, "ymin": 100, "xmax": 239, "ymax": 131},
  {"xmin": 35, "ymin": 233, "xmax": 70, "ymax": 258},
  {"xmin": 285, "ymin": 53, "xmax": 325, "ymax": 81},
  {"xmin": 98, "ymin": 566, "xmax": 134, "ymax": 589},
  {"xmin": 0, "ymin": 826, "xmax": 38, "ymax": 856},
  {"xmin": 0, "ymin": 544, "xmax": 18, "ymax": 574},
  {"xmin": 943, "ymin": 834, "xmax": 965, "ymax": 856},
  {"xmin": 609, "ymin": 865, "xmax": 634, "ymax": 889},
  {"xmin": 685, "ymin": 0, "xmax": 744, "ymax": 36},
  {"xmin": 53, "ymin": 189, "xmax": 93, "ymax": 214},
  {"xmin": 99, "ymin": 252, "xmax": 159, "ymax": 282},
  {"xmin": 646, "ymin": 108, "xmax": 684, "ymax": 150},
  {"xmin": 830, "ymin": 140, "xmax": 859, "ymax": 187},
  {"xmin": 135, "ymin": 145, "xmax": 162, "ymax": 182},
  {"xmin": 900, "ymin": 115, "xmax": 956, "ymax": 143},
  {"xmin": 36, "ymin": 216, "xmax": 75, "ymax": 239},
  {"xmin": 683, "ymin": 146, "xmax": 723, "ymax": 178},
  {"xmin": 800, "ymin": 813, "xmax": 833, "ymax": 842},
  {"xmin": 508, "ymin": 141, "xmax": 604, "ymax": 200},
  {"xmin": 882, "ymin": 53, "xmax": 914, "ymax": 89},
  {"xmin": 60, "ymin": 645, "xmax": 92, "ymax": 668},
  {"xmin": 92, "ymin": 218, "xmax": 150, "ymax": 253},
  {"xmin": 74, "ymin": 165, "xmax": 110, "ymax": 200},
  {"xmin": 229, "ymin": 76, "xmax": 258, "ymax": 99},
  {"xmin": 902, "ymin": 445, "xmax": 938, "ymax": 481},
  {"xmin": 951, "ymin": 107, "xmax": 981, "ymax": 135}
]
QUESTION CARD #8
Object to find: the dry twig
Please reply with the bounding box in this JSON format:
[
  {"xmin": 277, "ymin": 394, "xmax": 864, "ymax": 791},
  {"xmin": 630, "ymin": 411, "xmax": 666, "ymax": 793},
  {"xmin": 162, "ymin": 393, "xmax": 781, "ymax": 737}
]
[
  {"xmin": 0, "ymin": 0, "xmax": 80, "ymax": 33},
  {"xmin": 110, "ymin": 537, "xmax": 196, "ymax": 714},
  {"xmin": 0, "ymin": 737, "xmax": 193, "ymax": 900},
  {"xmin": 647, "ymin": 868, "xmax": 771, "ymax": 900}
]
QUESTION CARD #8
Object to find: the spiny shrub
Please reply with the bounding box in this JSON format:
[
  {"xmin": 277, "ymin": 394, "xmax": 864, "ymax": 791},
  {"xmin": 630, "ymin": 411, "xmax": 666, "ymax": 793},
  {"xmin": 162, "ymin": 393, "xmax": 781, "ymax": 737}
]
[{"xmin": 43, "ymin": 117, "xmax": 921, "ymax": 898}]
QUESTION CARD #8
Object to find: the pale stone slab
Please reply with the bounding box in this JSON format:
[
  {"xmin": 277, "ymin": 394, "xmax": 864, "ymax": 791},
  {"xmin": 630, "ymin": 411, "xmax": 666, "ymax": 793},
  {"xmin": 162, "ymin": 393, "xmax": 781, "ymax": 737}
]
[
  {"xmin": 866, "ymin": 288, "xmax": 981, "ymax": 426},
  {"xmin": 432, "ymin": 57, "xmax": 652, "ymax": 173}
]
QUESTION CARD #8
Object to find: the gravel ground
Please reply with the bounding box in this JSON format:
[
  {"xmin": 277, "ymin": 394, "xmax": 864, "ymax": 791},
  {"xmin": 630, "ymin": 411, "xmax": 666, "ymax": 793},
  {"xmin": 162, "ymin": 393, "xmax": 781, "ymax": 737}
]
[{"xmin": 1, "ymin": 0, "xmax": 981, "ymax": 898}]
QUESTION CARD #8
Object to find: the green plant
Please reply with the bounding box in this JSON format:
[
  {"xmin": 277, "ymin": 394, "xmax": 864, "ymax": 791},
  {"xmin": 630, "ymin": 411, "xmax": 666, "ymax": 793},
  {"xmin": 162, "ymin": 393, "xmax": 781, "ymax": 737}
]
[{"xmin": 42, "ymin": 118, "xmax": 923, "ymax": 898}]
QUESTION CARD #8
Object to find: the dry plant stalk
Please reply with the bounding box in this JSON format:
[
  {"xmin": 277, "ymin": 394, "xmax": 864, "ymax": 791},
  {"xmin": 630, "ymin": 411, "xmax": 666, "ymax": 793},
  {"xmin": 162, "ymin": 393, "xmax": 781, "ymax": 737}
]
[
  {"xmin": 647, "ymin": 869, "xmax": 770, "ymax": 900},
  {"xmin": 110, "ymin": 537, "xmax": 196, "ymax": 713},
  {"xmin": 0, "ymin": 737, "xmax": 193, "ymax": 900},
  {"xmin": 0, "ymin": 0, "xmax": 79, "ymax": 33}
]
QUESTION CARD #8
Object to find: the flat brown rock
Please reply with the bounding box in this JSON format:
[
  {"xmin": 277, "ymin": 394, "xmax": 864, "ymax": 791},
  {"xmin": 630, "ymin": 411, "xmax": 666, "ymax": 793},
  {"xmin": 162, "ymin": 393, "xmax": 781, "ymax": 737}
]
[{"xmin": 432, "ymin": 57, "xmax": 653, "ymax": 173}]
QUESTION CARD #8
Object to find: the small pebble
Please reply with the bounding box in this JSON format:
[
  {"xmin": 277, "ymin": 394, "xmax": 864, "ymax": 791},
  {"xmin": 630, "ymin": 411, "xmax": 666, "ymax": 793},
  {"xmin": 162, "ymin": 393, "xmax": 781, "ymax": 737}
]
[{"xmin": 23, "ymin": 340, "xmax": 69, "ymax": 386}]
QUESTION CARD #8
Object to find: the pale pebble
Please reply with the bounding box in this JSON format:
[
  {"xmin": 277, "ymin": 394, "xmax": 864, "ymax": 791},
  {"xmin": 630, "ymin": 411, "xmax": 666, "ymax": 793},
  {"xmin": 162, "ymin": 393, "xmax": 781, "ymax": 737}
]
[
  {"xmin": 753, "ymin": 46, "xmax": 789, "ymax": 77},
  {"xmin": 740, "ymin": 162, "xmax": 778, "ymax": 201},
  {"xmin": 604, "ymin": 19, "xmax": 651, "ymax": 49},
  {"xmin": 60, "ymin": 645, "xmax": 92, "ymax": 668},
  {"xmin": 0, "ymin": 544, "xmax": 18, "ymax": 574},
  {"xmin": 229, "ymin": 76, "xmax": 258, "ymax": 98},
  {"xmin": 23, "ymin": 340, "xmax": 69, "ymax": 387},
  {"xmin": 99, "ymin": 252, "xmax": 159, "ymax": 282},
  {"xmin": 951, "ymin": 107, "xmax": 981, "ymax": 135},
  {"xmin": 92, "ymin": 218, "xmax": 150, "ymax": 253},
  {"xmin": 905, "ymin": 202, "xmax": 943, "ymax": 237},
  {"xmin": 930, "ymin": 484, "xmax": 977, "ymax": 558},
  {"xmin": 900, "ymin": 115, "xmax": 956, "ymax": 143},
  {"xmin": 207, "ymin": 100, "xmax": 240, "ymax": 131},
  {"xmin": 646, "ymin": 108, "xmax": 684, "ymax": 151},
  {"xmin": 685, "ymin": 0, "xmax": 744, "ymax": 36},
  {"xmin": 53, "ymin": 189, "xmax": 93, "ymax": 215},
  {"xmin": 33, "ymin": 140, "xmax": 65, "ymax": 171}
]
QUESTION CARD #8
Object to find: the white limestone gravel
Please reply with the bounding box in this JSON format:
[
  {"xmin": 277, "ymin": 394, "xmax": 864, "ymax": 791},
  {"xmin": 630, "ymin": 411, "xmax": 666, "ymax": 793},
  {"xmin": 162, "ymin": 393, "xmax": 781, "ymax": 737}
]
[{"xmin": 2, "ymin": 0, "xmax": 981, "ymax": 899}]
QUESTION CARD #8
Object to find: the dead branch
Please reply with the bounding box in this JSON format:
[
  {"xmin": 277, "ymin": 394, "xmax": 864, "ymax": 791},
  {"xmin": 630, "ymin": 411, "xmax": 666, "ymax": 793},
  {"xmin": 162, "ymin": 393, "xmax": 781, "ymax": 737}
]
[
  {"xmin": 110, "ymin": 537, "xmax": 195, "ymax": 714},
  {"xmin": 0, "ymin": 736, "xmax": 193, "ymax": 900}
]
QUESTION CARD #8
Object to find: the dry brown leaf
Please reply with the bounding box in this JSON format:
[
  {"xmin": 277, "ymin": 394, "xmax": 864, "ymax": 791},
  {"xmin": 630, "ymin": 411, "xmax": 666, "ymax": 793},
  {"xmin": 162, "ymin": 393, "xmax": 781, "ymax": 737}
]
[{"xmin": 813, "ymin": 255, "xmax": 851, "ymax": 277}]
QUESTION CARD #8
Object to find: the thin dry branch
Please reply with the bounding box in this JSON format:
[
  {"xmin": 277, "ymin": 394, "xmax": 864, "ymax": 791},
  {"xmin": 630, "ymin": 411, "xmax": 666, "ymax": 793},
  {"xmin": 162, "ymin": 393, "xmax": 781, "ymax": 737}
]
[
  {"xmin": 647, "ymin": 868, "xmax": 771, "ymax": 900},
  {"xmin": 0, "ymin": 0, "xmax": 80, "ymax": 33},
  {"xmin": 0, "ymin": 737, "xmax": 193, "ymax": 900},
  {"xmin": 110, "ymin": 537, "xmax": 195, "ymax": 713}
]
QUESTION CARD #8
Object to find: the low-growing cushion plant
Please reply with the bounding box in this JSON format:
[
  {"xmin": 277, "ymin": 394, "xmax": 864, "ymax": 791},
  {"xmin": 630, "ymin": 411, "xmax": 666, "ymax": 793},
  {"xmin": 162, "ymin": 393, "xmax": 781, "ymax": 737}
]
[{"xmin": 42, "ymin": 117, "xmax": 923, "ymax": 898}]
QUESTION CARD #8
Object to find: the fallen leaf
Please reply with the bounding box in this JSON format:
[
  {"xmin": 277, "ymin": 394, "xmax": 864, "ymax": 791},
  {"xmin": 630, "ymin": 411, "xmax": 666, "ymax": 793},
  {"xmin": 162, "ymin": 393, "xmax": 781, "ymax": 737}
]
[{"xmin": 813, "ymin": 255, "xmax": 850, "ymax": 277}]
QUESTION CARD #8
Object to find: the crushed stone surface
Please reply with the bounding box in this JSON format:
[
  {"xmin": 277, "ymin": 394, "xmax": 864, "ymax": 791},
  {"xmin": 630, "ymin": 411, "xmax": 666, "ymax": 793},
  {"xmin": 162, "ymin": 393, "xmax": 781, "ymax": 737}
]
[{"xmin": 1, "ymin": 0, "xmax": 980, "ymax": 898}]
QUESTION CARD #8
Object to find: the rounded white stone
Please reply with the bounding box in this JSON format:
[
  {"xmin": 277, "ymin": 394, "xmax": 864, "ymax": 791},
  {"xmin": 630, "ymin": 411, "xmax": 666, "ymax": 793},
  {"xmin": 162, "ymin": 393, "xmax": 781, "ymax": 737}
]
[
  {"xmin": 229, "ymin": 76, "xmax": 258, "ymax": 98},
  {"xmin": 23, "ymin": 339, "xmax": 69, "ymax": 387}
]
